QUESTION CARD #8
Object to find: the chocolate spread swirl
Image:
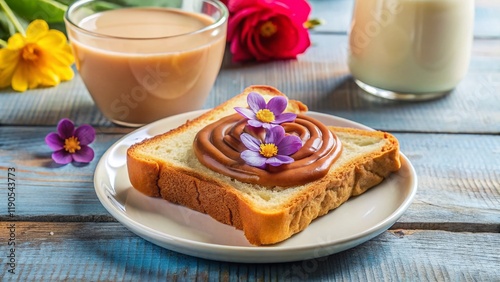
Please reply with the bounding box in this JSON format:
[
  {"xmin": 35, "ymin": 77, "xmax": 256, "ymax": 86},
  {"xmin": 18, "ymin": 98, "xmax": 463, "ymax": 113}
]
[{"xmin": 193, "ymin": 113, "xmax": 342, "ymax": 188}]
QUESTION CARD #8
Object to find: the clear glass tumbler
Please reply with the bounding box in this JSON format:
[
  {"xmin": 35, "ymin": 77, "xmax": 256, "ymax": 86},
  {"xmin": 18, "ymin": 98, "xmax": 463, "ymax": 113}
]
[{"xmin": 65, "ymin": 0, "xmax": 228, "ymax": 126}]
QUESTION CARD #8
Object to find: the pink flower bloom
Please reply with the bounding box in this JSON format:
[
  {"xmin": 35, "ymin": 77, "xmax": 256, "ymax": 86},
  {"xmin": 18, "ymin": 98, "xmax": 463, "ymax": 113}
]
[{"xmin": 226, "ymin": 0, "xmax": 312, "ymax": 62}]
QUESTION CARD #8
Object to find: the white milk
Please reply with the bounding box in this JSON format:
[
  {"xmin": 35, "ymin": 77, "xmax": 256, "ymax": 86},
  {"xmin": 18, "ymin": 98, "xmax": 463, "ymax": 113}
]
[{"xmin": 348, "ymin": 0, "xmax": 474, "ymax": 95}]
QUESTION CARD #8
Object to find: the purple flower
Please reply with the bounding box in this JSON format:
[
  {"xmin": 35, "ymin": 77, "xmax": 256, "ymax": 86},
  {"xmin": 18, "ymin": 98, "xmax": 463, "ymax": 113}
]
[
  {"xmin": 45, "ymin": 118, "xmax": 95, "ymax": 164},
  {"xmin": 235, "ymin": 92, "xmax": 297, "ymax": 128},
  {"xmin": 240, "ymin": 125, "xmax": 302, "ymax": 169}
]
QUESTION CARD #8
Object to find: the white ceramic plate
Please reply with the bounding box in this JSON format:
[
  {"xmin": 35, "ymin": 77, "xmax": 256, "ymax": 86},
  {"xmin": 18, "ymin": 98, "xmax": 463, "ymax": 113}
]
[{"xmin": 94, "ymin": 110, "xmax": 417, "ymax": 263}]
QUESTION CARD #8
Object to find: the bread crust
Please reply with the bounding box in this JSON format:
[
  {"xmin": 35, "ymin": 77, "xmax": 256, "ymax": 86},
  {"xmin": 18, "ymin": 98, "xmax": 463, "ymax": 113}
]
[{"xmin": 126, "ymin": 86, "xmax": 401, "ymax": 245}]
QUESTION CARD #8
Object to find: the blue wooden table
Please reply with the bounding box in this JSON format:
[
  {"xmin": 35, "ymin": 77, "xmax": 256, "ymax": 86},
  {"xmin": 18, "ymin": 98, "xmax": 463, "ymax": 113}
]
[{"xmin": 1, "ymin": 0, "xmax": 499, "ymax": 280}]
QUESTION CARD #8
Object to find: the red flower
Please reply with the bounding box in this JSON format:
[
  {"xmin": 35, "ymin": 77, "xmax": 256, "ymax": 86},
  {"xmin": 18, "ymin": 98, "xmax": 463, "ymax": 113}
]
[{"xmin": 225, "ymin": 0, "xmax": 311, "ymax": 62}]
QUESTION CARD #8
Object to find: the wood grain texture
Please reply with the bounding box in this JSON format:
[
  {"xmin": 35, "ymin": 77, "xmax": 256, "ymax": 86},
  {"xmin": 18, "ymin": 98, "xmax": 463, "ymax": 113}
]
[
  {"xmin": 1, "ymin": 35, "xmax": 499, "ymax": 133},
  {"xmin": 215, "ymin": 36, "xmax": 500, "ymax": 133},
  {"xmin": 0, "ymin": 222, "xmax": 498, "ymax": 281},
  {"xmin": 0, "ymin": 1, "xmax": 499, "ymax": 280},
  {"xmin": 1, "ymin": 127, "xmax": 498, "ymax": 232}
]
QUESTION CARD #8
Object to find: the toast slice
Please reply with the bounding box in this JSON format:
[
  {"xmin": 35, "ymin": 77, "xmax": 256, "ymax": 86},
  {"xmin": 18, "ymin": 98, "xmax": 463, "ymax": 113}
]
[{"xmin": 127, "ymin": 85, "xmax": 401, "ymax": 245}]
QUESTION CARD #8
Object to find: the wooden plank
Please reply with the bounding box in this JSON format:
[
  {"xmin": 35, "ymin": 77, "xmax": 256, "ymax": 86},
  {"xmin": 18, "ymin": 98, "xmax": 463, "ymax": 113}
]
[
  {"xmin": 1, "ymin": 35, "xmax": 499, "ymax": 133},
  {"xmin": 0, "ymin": 127, "xmax": 122, "ymax": 219},
  {"xmin": 0, "ymin": 78, "xmax": 112, "ymax": 127},
  {"xmin": 393, "ymin": 132, "xmax": 500, "ymax": 233},
  {"xmin": 1, "ymin": 127, "xmax": 499, "ymax": 230},
  {"xmin": 0, "ymin": 222, "xmax": 498, "ymax": 281}
]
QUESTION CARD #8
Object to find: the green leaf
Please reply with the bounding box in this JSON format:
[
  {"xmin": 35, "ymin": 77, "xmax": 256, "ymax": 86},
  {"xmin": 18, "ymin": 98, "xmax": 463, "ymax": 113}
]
[
  {"xmin": 0, "ymin": 11, "xmax": 15, "ymax": 41},
  {"xmin": 67, "ymin": 0, "xmax": 182, "ymax": 14},
  {"xmin": 5, "ymin": 0, "xmax": 67, "ymax": 23},
  {"xmin": 89, "ymin": 0, "xmax": 181, "ymax": 8},
  {"xmin": 0, "ymin": 17, "xmax": 12, "ymax": 35},
  {"xmin": 84, "ymin": 1, "xmax": 122, "ymax": 12},
  {"xmin": 54, "ymin": 0, "xmax": 74, "ymax": 5},
  {"xmin": 48, "ymin": 21, "xmax": 67, "ymax": 34}
]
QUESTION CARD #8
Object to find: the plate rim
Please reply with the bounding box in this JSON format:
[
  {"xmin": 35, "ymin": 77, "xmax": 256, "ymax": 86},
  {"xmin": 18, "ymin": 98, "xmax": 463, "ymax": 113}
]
[{"xmin": 94, "ymin": 110, "xmax": 418, "ymax": 262}]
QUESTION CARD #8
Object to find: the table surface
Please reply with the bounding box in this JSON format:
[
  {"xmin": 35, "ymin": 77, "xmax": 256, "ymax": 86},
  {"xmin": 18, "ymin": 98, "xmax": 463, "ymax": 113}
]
[{"xmin": 1, "ymin": 0, "xmax": 499, "ymax": 281}]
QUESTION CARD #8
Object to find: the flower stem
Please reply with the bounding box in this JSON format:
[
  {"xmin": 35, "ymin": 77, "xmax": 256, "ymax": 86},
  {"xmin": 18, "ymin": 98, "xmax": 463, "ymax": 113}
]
[
  {"xmin": 0, "ymin": 38, "xmax": 7, "ymax": 47},
  {"xmin": 0, "ymin": 0, "xmax": 25, "ymax": 36}
]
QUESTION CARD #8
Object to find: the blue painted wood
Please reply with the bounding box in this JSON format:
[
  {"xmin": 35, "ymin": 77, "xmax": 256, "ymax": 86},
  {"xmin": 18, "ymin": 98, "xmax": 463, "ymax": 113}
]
[
  {"xmin": 1, "ymin": 36, "xmax": 499, "ymax": 133},
  {"xmin": 0, "ymin": 1, "xmax": 499, "ymax": 280},
  {"xmin": 0, "ymin": 222, "xmax": 498, "ymax": 281},
  {"xmin": 1, "ymin": 126, "xmax": 499, "ymax": 231},
  {"xmin": 214, "ymin": 35, "xmax": 500, "ymax": 133}
]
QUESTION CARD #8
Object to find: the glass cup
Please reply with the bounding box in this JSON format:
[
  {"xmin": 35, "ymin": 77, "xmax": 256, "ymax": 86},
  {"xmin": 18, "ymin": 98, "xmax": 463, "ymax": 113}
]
[
  {"xmin": 348, "ymin": 0, "xmax": 474, "ymax": 101},
  {"xmin": 65, "ymin": 0, "xmax": 228, "ymax": 126}
]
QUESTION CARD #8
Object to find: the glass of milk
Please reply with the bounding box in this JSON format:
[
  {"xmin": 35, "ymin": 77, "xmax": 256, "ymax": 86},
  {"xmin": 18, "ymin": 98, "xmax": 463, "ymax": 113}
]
[{"xmin": 348, "ymin": 0, "xmax": 474, "ymax": 101}]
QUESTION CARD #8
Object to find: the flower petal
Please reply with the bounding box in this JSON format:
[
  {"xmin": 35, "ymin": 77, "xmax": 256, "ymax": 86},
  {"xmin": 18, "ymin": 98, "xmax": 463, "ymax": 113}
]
[
  {"xmin": 0, "ymin": 69, "xmax": 14, "ymax": 88},
  {"xmin": 46, "ymin": 44, "xmax": 74, "ymax": 66},
  {"xmin": 57, "ymin": 118, "xmax": 75, "ymax": 139},
  {"xmin": 39, "ymin": 68, "xmax": 63, "ymax": 86},
  {"xmin": 247, "ymin": 92, "xmax": 266, "ymax": 113},
  {"xmin": 274, "ymin": 112, "xmax": 297, "ymax": 124},
  {"xmin": 74, "ymin": 124, "xmax": 96, "ymax": 145},
  {"xmin": 277, "ymin": 135, "xmax": 302, "ymax": 156},
  {"xmin": 234, "ymin": 107, "xmax": 256, "ymax": 120},
  {"xmin": 45, "ymin": 132, "xmax": 64, "ymax": 150},
  {"xmin": 240, "ymin": 133, "xmax": 261, "ymax": 152},
  {"xmin": 26, "ymin": 20, "xmax": 49, "ymax": 42},
  {"xmin": 266, "ymin": 155, "xmax": 294, "ymax": 166},
  {"xmin": 229, "ymin": 36, "xmax": 253, "ymax": 62},
  {"xmin": 26, "ymin": 65, "xmax": 40, "ymax": 89},
  {"xmin": 6, "ymin": 33, "xmax": 26, "ymax": 50},
  {"xmin": 52, "ymin": 150, "xmax": 72, "ymax": 164},
  {"xmin": 248, "ymin": 26, "xmax": 270, "ymax": 61},
  {"xmin": 241, "ymin": 150, "xmax": 266, "ymax": 168},
  {"xmin": 11, "ymin": 63, "xmax": 28, "ymax": 92},
  {"xmin": 37, "ymin": 30, "xmax": 66, "ymax": 49},
  {"xmin": 227, "ymin": 6, "xmax": 259, "ymax": 38},
  {"xmin": 247, "ymin": 119, "xmax": 264, "ymax": 128},
  {"xmin": 265, "ymin": 125, "xmax": 285, "ymax": 144},
  {"xmin": 0, "ymin": 50, "xmax": 18, "ymax": 88},
  {"xmin": 55, "ymin": 66, "xmax": 74, "ymax": 82},
  {"xmin": 72, "ymin": 146, "xmax": 94, "ymax": 163},
  {"xmin": 266, "ymin": 96, "xmax": 287, "ymax": 115},
  {"xmin": 0, "ymin": 48, "xmax": 20, "ymax": 66},
  {"xmin": 282, "ymin": 0, "xmax": 312, "ymax": 22}
]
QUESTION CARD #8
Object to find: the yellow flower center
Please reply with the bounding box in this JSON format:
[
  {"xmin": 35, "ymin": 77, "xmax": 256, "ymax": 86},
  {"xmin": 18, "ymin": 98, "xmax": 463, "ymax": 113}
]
[
  {"xmin": 260, "ymin": 21, "xmax": 278, "ymax": 37},
  {"xmin": 255, "ymin": 109, "xmax": 275, "ymax": 123},
  {"xmin": 259, "ymin": 143, "xmax": 278, "ymax": 158},
  {"xmin": 22, "ymin": 43, "xmax": 41, "ymax": 62},
  {"xmin": 64, "ymin": 136, "xmax": 81, "ymax": 154}
]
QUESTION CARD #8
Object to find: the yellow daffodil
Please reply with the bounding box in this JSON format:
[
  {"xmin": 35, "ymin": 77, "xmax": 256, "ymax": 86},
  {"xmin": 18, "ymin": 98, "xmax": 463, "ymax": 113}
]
[{"xmin": 0, "ymin": 19, "xmax": 74, "ymax": 92}]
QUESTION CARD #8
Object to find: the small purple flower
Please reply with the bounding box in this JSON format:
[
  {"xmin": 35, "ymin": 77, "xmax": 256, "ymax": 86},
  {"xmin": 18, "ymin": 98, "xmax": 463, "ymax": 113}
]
[
  {"xmin": 240, "ymin": 125, "xmax": 302, "ymax": 169},
  {"xmin": 235, "ymin": 92, "xmax": 297, "ymax": 128},
  {"xmin": 45, "ymin": 118, "xmax": 96, "ymax": 164}
]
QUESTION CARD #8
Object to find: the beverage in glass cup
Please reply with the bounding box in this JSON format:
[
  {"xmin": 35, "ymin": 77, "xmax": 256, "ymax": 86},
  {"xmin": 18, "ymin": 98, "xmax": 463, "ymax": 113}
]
[
  {"xmin": 65, "ymin": 0, "xmax": 228, "ymax": 126},
  {"xmin": 348, "ymin": 0, "xmax": 474, "ymax": 101}
]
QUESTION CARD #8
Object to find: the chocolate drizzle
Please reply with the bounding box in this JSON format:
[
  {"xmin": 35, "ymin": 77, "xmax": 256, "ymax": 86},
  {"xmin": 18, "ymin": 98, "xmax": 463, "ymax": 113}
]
[{"xmin": 193, "ymin": 113, "xmax": 342, "ymax": 188}]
